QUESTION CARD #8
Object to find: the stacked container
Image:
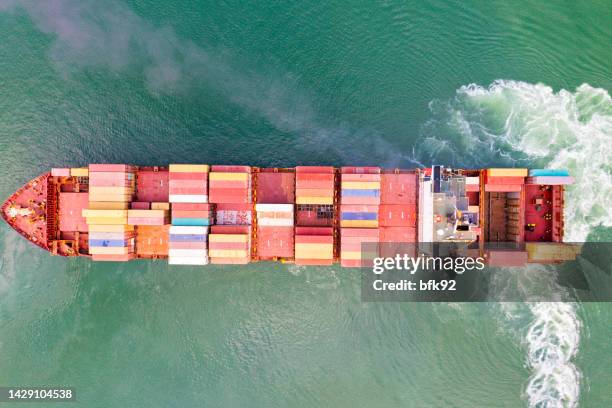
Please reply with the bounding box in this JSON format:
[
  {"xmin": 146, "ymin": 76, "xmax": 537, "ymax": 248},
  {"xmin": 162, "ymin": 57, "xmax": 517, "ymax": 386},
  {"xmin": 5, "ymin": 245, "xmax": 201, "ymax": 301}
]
[
  {"xmin": 168, "ymin": 164, "xmax": 209, "ymax": 203},
  {"xmin": 127, "ymin": 209, "xmax": 169, "ymax": 225},
  {"xmin": 526, "ymin": 169, "xmax": 573, "ymax": 185},
  {"xmin": 168, "ymin": 225, "xmax": 209, "ymax": 265},
  {"xmin": 294, "ymin": 226, "xmax": 334, "ymax": 265},
  {"xmin": 294, "ymin": 167, "xmax": 334, "ymax": 265},
  {"xmin": 255, "ymin": 170, "xmax": 296, "ymax": 259},
  {"xmin": 339, "ymin": 167, "xmax": 381, "ymax": 267},
  {"xmin": 379, "ymin": 171, "xmax": 418, "ymax": 258},
  {"xmin": 208, "ymin": 166, "xmax": 253, "ymax": 264},
  {"xmin": 484, "ymin": 168, "xmax": 527, "ymax": 192},
  {"xmin": 209, "ymin": 225, "xmax": 251, "ymax": 264},
  {"xmin": 167, "ymin": 164, "xmax": 210, "ymax": 265},
  {"xmin": 85, "ymin": 164, "xmax": 136, "ymax": 261}
]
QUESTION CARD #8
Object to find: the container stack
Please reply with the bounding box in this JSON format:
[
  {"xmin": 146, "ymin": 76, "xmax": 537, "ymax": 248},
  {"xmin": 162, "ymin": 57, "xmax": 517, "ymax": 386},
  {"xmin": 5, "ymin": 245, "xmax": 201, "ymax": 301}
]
[
  {"xmin": 70, "ymin": 168, "xmax": 89, "ymax": 177},
  {"xmin": 293, "ymin": 166, "xmax": 334, "ymax": 265},
  {"xmin": 167, "ymin": 164, "xmax": 210, "ymax": 265},
  {"xmin": 209, "ymin": 225, "xmax": 251, "ymax": 264},
  {"xmin": 168, "ymin": 225, "xmax": 209, "ymax": 265},
  {"xmin": 526, "ymin": 169, "xmax": 574, "ymax": 185},
  {"xmin": 255, "ymin": 170, "xmax": 296, "ymax": 259},
  {"xmin": 294, "ymin": 226, "xmax": 334, "ymax": 265},
  {"xmin": 484, "ymin": 168, "xmax": 527, "ymax": 192},
  {"xmin": 85, "ymin": 164, "xmax": 136, "ymax": 261},
  {"xmin": 339, "ymin": 167, "xmax": 381, "ymax": 267},
  {"xmin": 127, "ymin": 209, "xmax": 169, "ymax": 225},
  {"xmin": 208, "ymin": 166, "xmax": 253, "ymax": 264},
  {"xmin": 168, "ymin": 164, "xmax": 209, "ymax": 203},
  {"xmin": 379, "ymin": 171, "xmax": 418, "ymax": 245}
]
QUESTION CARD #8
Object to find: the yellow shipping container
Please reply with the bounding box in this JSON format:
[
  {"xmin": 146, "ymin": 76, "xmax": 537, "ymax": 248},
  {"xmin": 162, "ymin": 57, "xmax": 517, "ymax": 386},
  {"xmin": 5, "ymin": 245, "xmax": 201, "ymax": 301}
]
[
  {"xmin": 88, "ymin": 202, "xmax": 129, "ymax": 210},
  {"xmin": 488, "ymin": 168, "xmax": 528, "ymax": 177},
  {"xmin": 340, "ymin": 251, "xmax": 362, "ymax": 260},
  {"xmin": 127, "ymin": 209, "xmax": 168, "ymax": 218},
  {"xmin": 88, "ymin": 224, "xmax": 134, "ymax": 232},
  {"xmin": 209, "ymin": 234, "xmax": 249, "ymax": 243},
  {"xmin": 151, "ymin": 202, "xmax": 170, "ymax": 210},
  {"xmin": 295, "ymin": 243, "xmax": 333, "ymax": 259},
  {"xmin": 89, "ymin": 247, "xmax": 131, "ymax": 255},
  {"xmin": 295, "ymin": 196, "xmax": 334, "ymax": 205},
  {"xmin": 89, "ymin": 186, "xmax": 134, "ymax": 194},
  {"xmin": 340, "ymin": 220, "xmax": 379, "ymax": 228},
  {"xmin": 526, "ymin": 243, "xmax": 581, "ymax": 262},
  {"xmin": 87, "ymin": 193, "xmax": 132, "ymax": 202},
  {"xmin": 340, "ymin": 181, "xmax": 381, "ymax": 189},
  {"xmin": 209, "ymin": 172, "xmax": 250, "ymax": 181},
  {"xmin": 169, "ymin": 164, "xmax": 209, "ymax": 173},
  {"xmin": 84, "ymin": 217, "xmax": 128, "ymax": 225},
  {"xmin": 82, "ymin": 209, "xmax": 128, "ymax": 218},
  {"xmin": 208, "ymin": 249, "xmax": 249, "ymax": 258},
  {"xmin": 70, "ymin": 168, "xmax": 89, "ymax": 177}
]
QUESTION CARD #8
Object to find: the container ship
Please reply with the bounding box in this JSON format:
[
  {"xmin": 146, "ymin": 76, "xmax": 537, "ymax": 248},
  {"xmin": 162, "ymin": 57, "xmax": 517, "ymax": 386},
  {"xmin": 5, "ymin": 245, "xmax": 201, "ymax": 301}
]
[{"xmin": 1, "ymin": 164, "xmax": 580, "ymax": 266}]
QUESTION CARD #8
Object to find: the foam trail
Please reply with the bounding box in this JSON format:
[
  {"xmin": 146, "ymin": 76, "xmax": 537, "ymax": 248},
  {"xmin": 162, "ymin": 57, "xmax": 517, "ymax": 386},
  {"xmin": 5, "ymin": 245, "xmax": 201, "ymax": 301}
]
[{"xmin": 430, "ymin": 80, "xmax": 611, "ymax": 407}]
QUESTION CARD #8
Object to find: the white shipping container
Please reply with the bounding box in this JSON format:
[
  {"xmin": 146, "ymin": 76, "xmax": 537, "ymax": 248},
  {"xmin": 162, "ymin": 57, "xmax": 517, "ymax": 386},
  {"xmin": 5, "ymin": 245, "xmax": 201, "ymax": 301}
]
[
  {"xmin": 466, "ymin": 177, "xmax": 480, "ymax": 185},
  {"xmin": 257, "ymin": 218, "xmax": 294, "ymax": 226},
  {"xmin": 169, "ymin": 194, "xmax": 208, "ymax": 203},
  {"xmin": 169, "ymin": 226, "xmax": 210, "ymax": 235},
  {"xmin": 255, "ymin": 203, "xmax": 294, "ymax": 212},
  {"xmin": 168, "ymin": 256, "xmax": 209, "ymax": 265},
  {"xmin": 168, "ymin": 249, "xmax": 208, "ymax": 257}
]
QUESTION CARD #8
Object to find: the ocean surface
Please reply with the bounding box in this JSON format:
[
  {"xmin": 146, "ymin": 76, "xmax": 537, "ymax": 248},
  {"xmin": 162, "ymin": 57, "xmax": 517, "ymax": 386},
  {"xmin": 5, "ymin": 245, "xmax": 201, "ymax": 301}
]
[{"xmin": 0, "ymin": 1, "xmax": 611, "ymax": 407}]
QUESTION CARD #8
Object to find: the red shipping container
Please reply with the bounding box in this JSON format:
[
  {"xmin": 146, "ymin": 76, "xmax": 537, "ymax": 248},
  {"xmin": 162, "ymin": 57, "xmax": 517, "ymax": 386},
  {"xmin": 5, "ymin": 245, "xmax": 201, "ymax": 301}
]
[
  {"xmin": 484, "ymin": 184, "xmax": 522, "ymax": 192},
  {"xmin": 257, "ymin": 172, "xmax": 295, "ymax": 204},
  {"xmin": 210, "ymin": 257, "xmax": 250, "ymax": 265},
  {"xmin": 295, "ymin": 226, "xmax": 333, "ymax": 235},
  {"xmin": 295, "ymin": 259, "xmax": 334, "ymax": 266},
  {"xmin": 295, "ymin": 235, "xmax": 333, "ymax": 244},
  {"xmin": 380, "ymin": 173, "xmax": 417, "ymax": 204},
  {"xmin": 485, "ymin": 176, "xmax": 525, "ymax": 185},
  {"xmin": 340, "ymin": 204, "xmax": 379, "ymax": 212},
  {"xmin": 296, "ymin": 173, "xmax": 334, "ymax": 182},
  {"xmin": 341, "ymin": 196, "xmax": 380, "ymax": 205},
  {"xmin": 209, "ymin": 241, "xmax": 249, "ymax": 250},
  {"xmin": 169, "ymin": 187, "xmax": 208, "ymax": 195},
  {"xmin": 341, "ymin": 166, "xmax": 380, "ymax": 174},
  {"xmin": 171, "ymin": 210, "xmax": 211, "ymax": 218},
  {"xmin": 295, "ymin": 180, "xmax": 334, "ymax": 190},
  {"xmin": 295, "ymin": 166, "xmax": 334, "ymax": 174},
  {"xmin": 378, "ymin": 204, "xmax": 416, "ymax": 227},
  {"xmin": 211, "ymin": 225, "xmax": 251, "ymax": 234},
  {"xmin": 89, "ymin": 164, "xmax": 133, "ymax": 172},
  {"xmin": 341, "ymin": 174, "xmax": 381, "ymax": 182},
  {"xmin": 169, "ymin": 179, "xmax": 207, "ymax": 188},
  {"xmin": 209, "ymin": 192, "xmax": 250, "ymax": 204},
  {"xmin": 295, "ymin": 188, "xmax": 334, "ymax": 197},
  {"xmin": 168, "ymin": 241, "xmax": 207, "ymax": 249},
  {"xmin": 379, "ymin": 226, "xmax": 416, "ymax": 243},
  {"xmin": 208, "ymin": 179, "xmax": 249, "ymax": 189},
  {"xmin": 257, "ymin": 226, "xmax": 294, "ymax": 258},
  {"xmin": 89, "ymin": 178, "xmax": 132, "ymax": 187},
  {"xmin": 211, "ymin": 165, "xmax": 251, "ymax": 173},
  {"xmin": 295, "ymin": 210, "xmax": 334, "ymax": 227},
  {"xmin": 216, "ymin": 203, "xmax": 252, "ymax": 211},
  {"xmin": 172, "ymin": 203, "xmax": 212, "ymax": 211},
  {"xmin": 340, "ymin": 228, "xmax": 379, "ymax": 238},
  {"xmin": 466, "ymin": 184, "xmax": 480, "ymax": 192},
  {"xmin": 131, "ymin": 202, "xmax": 150, "ymax": 209},
  {"xmin": 168, "ymin": 172, "xmax": 208, "ymax": 181}
]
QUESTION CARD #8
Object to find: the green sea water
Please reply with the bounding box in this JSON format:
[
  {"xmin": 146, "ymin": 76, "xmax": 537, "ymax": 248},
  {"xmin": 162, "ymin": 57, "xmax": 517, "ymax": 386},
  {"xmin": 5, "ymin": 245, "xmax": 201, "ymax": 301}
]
[{"xmin": 1, "ymin": 1, "xmax": 611, "ymax": 407}]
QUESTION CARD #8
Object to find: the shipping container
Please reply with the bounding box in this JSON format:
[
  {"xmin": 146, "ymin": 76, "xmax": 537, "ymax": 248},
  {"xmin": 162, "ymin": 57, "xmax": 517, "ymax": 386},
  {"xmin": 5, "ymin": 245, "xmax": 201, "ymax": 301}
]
[
  {"xmin": 380, "ymin": 173, "xmax": 417, "ymax": 204},
  {"xmin": 127, "ymin": 217, "xmax": 169, "ymax": 226},
  {"xmin": 339, "ymin": 196, "xmax": 380, "ymax": 205},
  {"xmin": 485, "ymin": 176, "xmax": 525, "ymax": 185},
  {"xmin": 208, "ymin": 179, "xmax": 247, "ymax": 189},
  {"xmin": 528, "ymin": 169, "xmax": 570, "ymax": 177},
  {"xmin": 168, "ymin": 241, "xmax": 207, "ymax": 249},
  {"xmin": 89, "ymin": 239, "xmax": 132, "ymax": 247},
  {"xmin": 167, "ymin": 172, "xmax": 207, "ymax": 181},
  {"xmin": 70, "ymin": 168, "xmax": 89, "ymax": 177},
  {"xmin": 294, "ymin": 235, "xmax": 333, "ymax": 244},
  {"xmin": 340, "ymin": 181, "xmax": 380, "ymax": 189},
  {"xmin": 168, "ymin": 179, "xmax": 206, "ymax": 188},
  {"xmin": 209, "ymin": 249, "xmax": 249, "ymax": 258},
  {"xmin": 258, "ymin": 218, "xmax": 293, "ymax": 227},
  {"xmin": 256, "ymin": 172, "xmax": 295, "ymax": 204},
  {"xmin": 171, "ymin": 210, "xmax": 213, "ymax": 218},
  {"xmin": 466, "ymin": 184, "xmax": 480, "ymax": 192},
  {"xmin": 295, "ymin": 226, "xmax": 333, "ymax": 235},
  {"xmin": 127, "ymin": 209, "xmax": 168, "ymax": 218},
  {"xmin": 295, "ymin": 196, "xmax": 334, "ymax": 205},
  {"xmin": 295, "ymin": 166, "xmax": 334, "ymax": 174},
  {"xmin": 295, "ymin": 188, "xmax": 334, "ymax": 197},
  {"xmin": 487, "ymin": 168, "xmax": 528, "ymax": 177},
  {"xmin": 169, "ymin": 194, "xmax": 208, "ymax": 203},
  {"xmin": 88, "ymin": 202, "xmax": 129, "ymax": 210},
  {"xmin": 172, "ymin": 203, "xmax": 212, "ymax": 211},
  {"xmin": 210, "ymin": 165, "xmax": 251, "ymax": 173},
  {"xmin": 84, "ymin": 217, "xmax": 128, "ymax": 225},
  {"xmin": 339, "ymin": 220, "xmax": 378, "ymax": 228},
  {"xmin": 169, "ymin": 226, "xmax": 209, "ymax": 235},
  {"xmin": 256, "ymin": 226, "xmax": 294, "ymax": 258},
  {"xmin": 88, "ymin": 224, "xmax": 134, "ymax": 232},
  {"xmin": 87, "ymin": 193, "xmax": 133, "ymax": 202},
  {"xmin": 209, "ymin": 234, "xmax": 249, "ymax": 243},
  {"xmin": 91, "ymin": 254, "xmax": 136, "ymax": 262},
  {"xmin": 151, "ymin": 202, "xmax": 170, "ymax": 210},
  {"xmin": 341, "ymin": 173, "xmax": 381, "ymax": 182},
  {"xmin": 168, "ymin": 164, "xmax": 209, "ymax": 173},
  {"xmin": 169, "ymin": 234, "xmax": 208, "ymax": 242},
  {"xmin": 168, "ymin": 187, "xmax": 208, "ymax": 195},
  {"xmin": 131, "ymin": 202, "xmax": 150, "ymax": 210},
  {"xmin": 208, "ymin": 241, "xmax": 249, "ymax": 250},
  {"xmin": 526, "ymin": 176, "xmax": 574, "ymax": 185},
  {"xmin": 171, "ymin": 218, "xmax": 211, "ymax": 226},
  {"xmin": 209, "ymin": 172, "xmax": 250, "ymax": 181},
  {"xmin": 89, "ymin": 164, "xmax": 133, "ymax": 172},
  {"xmin": 210, "ymin": 225, "xmax": 251, "ymax": 234},
  {"xmin": 51, "ymin": 168, "xmax": 71, "ymax": 177},
  {"xmin": 341, "ymin": 166, "xmax": 381, "ymax": 174},
  {"xmin": 294, "ymin": 243, "xmax": 333, "ymax": 259},
  {"xmin": 82, "ymin": 209, "xmax": 128, "ymax": 218}
]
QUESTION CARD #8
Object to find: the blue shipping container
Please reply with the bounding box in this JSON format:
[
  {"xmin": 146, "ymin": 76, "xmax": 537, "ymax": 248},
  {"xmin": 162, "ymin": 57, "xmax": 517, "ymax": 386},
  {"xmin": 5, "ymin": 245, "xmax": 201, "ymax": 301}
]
[
  {"xmin": 171, "ymin": 218, "xmax": 211, "ymax": 226},
  {"xmin": 169, "ymin": 234, "xmax": 208, "ymax": 242},
  {"xmin": 340, "ymin": 212, "xmax": 378, "ymax": 220},
  {"xmin": 341, "ymin": 189, "xmax": 380, "ymax": 197},
  {"xmin": 528, "ymin": 169, "xmax": 570, "ymax": 177},
  {"xmin": 88, "ymin": 239, "xmax": 130, "ymax": 247}
]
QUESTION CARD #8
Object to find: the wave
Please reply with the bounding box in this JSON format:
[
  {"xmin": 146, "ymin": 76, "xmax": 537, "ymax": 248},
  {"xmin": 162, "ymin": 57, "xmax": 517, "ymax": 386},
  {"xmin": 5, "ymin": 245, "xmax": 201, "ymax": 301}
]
[{"xmin": 428, "ymin": 80, "xmax": 611, "ymax": 407}]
